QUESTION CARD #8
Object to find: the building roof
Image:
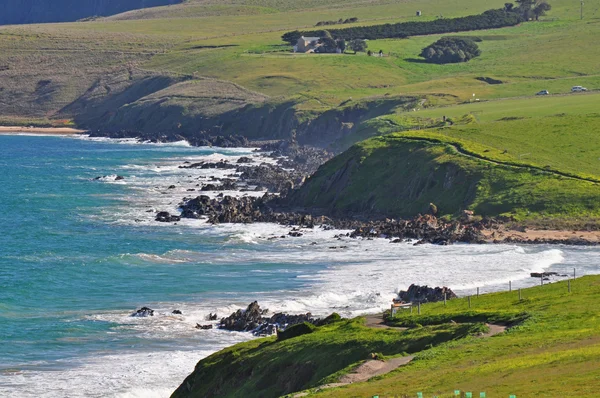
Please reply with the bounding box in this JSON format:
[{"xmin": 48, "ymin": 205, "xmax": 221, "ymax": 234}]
[{"xmin": 300, "ymin": 36, "xmax": 320, "ymax": 42}]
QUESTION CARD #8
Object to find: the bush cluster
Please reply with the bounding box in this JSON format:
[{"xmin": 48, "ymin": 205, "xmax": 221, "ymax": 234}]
[
  {"xmin": 283, "ymin": 9, "xmax": 524, "ymax": 44},
  {"xmin": 277, "ymin": 322, "xmax": 316, "ymax": 341},
  {"xmin": 420, "ymin": 37, "xmax": 481, "ymax": 64}
]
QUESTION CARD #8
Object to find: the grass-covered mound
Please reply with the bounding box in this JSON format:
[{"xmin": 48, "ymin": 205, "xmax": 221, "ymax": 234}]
[{"xmin": 171, "ymin": 318, "xmax": 481, "ymax": 398}]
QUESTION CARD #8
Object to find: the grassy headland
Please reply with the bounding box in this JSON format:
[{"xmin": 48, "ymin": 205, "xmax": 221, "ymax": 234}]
[
  {"xmin": 172, "ymin": 275, "xmax": 600, "ymax": 398},
  {"xmin": 1, "ymin": 0, "xmax": 599, "ymax": 222}
]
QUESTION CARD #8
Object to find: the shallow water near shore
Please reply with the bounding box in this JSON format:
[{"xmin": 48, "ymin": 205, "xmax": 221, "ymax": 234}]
[{"xmin": 1, "ymin": 135, "xmax": 599, "ymax": 397}]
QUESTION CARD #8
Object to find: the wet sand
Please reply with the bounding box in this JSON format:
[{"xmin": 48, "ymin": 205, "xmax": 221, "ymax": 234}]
[{"xmin": 0, "ymin": 126, "xmax": 87, "ymax": 135}]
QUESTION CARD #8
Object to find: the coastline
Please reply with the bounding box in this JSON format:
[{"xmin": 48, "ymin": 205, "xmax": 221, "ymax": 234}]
[{"xmin": 0, "ymin": 126, "xmax": 87, "ymax": 135}]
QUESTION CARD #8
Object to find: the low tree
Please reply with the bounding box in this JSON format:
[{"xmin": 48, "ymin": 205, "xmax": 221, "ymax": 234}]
[
  {"xmin": 336, "ymin": 39, "xmax": 346, "ymax": 53},
  {"xmin": 420, "ymin": 37, "xmax": 481, "ymax": 64},
  {"xmin": 348, "ymin": 39, "xmax": 368, "ymax": 53},
  {"xmin": 317, "ymin": 30, "xmax": 338, "ymax": 53},
  {"xmin": 533, "ymin": 1, "xmax": 551, "ymax": 20},
  {"xmin": 282, "ymin": 30, "xmax": 302, "ymax": 45},
  {"xmin": 515, "ymin": 0, "xmax": 551, "ymax": 20}
]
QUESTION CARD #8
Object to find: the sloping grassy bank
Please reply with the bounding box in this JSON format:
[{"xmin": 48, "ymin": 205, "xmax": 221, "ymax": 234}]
[
  {"xmin": 171, "ymin": 318, "xmax": 483, "ymax": 398},
  {"xmin": 285, "ymin": 133, "xmax": 600, "ymax": 221},
  {"xmin": 313, "ymin": 276, "xmax": 600, "ymax": 397},
  {"xmin": 172, "ymin": 276, "xmax": 600, "ymax": 398}
]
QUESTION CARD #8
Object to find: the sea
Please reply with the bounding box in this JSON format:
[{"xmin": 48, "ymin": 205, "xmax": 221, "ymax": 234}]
[{"xmin": 0, "ymin": 134, "xmax": 599, "ymax": 397}]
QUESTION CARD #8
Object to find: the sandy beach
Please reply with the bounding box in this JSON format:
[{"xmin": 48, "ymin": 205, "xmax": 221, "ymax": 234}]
[
  {"xmin": 0, "ymin": 126, "xmax": 87, "ymax": 135},
  {"xmin": 482, "ymin": 227, "xmax": 600, "ymax": 244}
]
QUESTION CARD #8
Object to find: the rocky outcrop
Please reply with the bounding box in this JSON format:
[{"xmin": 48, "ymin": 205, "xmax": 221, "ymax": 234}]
[
  {"xmin": 237, "ymin": 163, "xmax": 303, "ymax": 193},
  {"xmin": 398, "ymin": 284, "xmax": 457, "ymax": 304},
  {"xmin": 346, "ymin": 214, "xmax": 486, "ymax": 245},
  {"xmin": 155, "ymin": 211, "xmax": 181, "ymax": 222},
  {"xmin": 179, "ymin": 161, "xmax": 237, "ymax": 170},
  {"xmin": 218, "ymin": 301, "xmax": 317, "ymax": 336}
]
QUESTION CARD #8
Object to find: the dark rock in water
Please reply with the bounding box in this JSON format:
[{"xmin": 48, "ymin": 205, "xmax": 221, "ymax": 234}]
[
  {"xmin": 172, "ymin": 310, "xmax": 183, "ymax": 315},
  {"xmin": 237, "ymin": 157, "xmax": 254, "ymax": 164},
  {"xmin": 218, "ymin": 301, "xmax": 318, "ymax": 336},
  {"xmin": 115, "ymin": 175, "xmax": 125, "ymax": 181},
  {"xmin": 530, "ymin": 272, "xmax": 559, "ymax": 278},
  {"xmin": 155, "ymin": 211, "xmax": 181, "ymax": 222},
  {"xmin": 195, "ymin": 323, "xmax": 213, "ymax": 330},
  {"xmin": 208, "ymin": 313, "xmax": 218, "ymax": 321},
  {"xmin": 131, "ymin": 307, "xmax": 154, "ymax": 317},
  {"xmin": 398, "ymin": 284, "xmax": 457, "ymax": 304},
  {"xmin": 219, "ymin": 301, "xmax": 265, "ymax": 332},
  {"xmin": 201, "ymin": 180, "xmax": 237, "ymax": 192},
  {"xmin": 168, "ymin": 185, "xmax": 176, "ymax": 189},
  {"xmin": 288, "ymin": 231, "xmax": 303, "ymax": 237}
]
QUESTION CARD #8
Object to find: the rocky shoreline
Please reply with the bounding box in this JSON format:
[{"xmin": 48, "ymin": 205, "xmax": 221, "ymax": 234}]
[
  {"xmin": 86, "ymin": 133, "xmax": 598, "ymax": 246},
  {"xmin": 138, "ymin": 139, "xmax": 598, "ymax": 247}
]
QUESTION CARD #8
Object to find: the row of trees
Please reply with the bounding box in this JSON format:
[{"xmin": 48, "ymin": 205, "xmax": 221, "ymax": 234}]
[
  {"xmin": 313, "ymin": 31, "xmax": 368, "ymax": 53},
  {"xmin": 283, "ymin": 8, "xmax": 525, "ymax": 44}
]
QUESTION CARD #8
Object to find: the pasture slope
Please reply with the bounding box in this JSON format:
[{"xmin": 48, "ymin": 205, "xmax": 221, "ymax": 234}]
[{"xmin": 172, "ymin": 276, "xmax": 600, "ymax": 398}]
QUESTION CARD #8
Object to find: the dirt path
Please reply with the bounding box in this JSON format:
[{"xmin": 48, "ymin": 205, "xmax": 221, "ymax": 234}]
[
  {"xmin": 479, "ymin": 323, "xmax": 507, "ymax": 338},
  {"xmin": 364, "ymin": 313, "xmax": 392, "ymax": 329},
  {"xmin": 292, "ymin": 356, "xmax": 415, "ymax": 397}
]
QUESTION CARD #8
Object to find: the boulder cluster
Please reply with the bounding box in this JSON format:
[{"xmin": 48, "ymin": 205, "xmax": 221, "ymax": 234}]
[
  {"xmin": 397, "ymin": 284, "xmax": 458, "ymax": 304},
  {"xmin": 218, "ymin": 301, "xmax": 317, "ymax": 336},
  {"xmin": 346, "ymin": 214, "xmax": 486, "ymax": 245}
]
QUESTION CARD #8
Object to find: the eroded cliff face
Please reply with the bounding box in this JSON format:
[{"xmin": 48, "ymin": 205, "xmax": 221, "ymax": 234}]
[{"xmin": 0, "ymin": 0, "xmax": 181, "ymax": 25}]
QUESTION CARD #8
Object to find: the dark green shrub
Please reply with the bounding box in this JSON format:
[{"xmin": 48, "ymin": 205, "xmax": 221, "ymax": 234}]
[
  {"xmin": 278, "ymin": 322, "xmax": 316, "ymax": 341},
  {"xmin": 420, "ymin": 37, "xmax": 481, "ymax": 64},
  {"xmin": 316, "ymin": 312, "xmax": 342, "ymax": 326}
]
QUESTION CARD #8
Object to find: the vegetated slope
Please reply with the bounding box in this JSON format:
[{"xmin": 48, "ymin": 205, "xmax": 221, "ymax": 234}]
[
  {"xmin": 171, "ymin": 318, "xmax": 479, "ymax": 398},
  {"xmin": 0, "ymin": 0, "xmax": 182, "ymax": 25},
  {"xmin": 286, "ymin": 133, "xmax": 600, "ymax": 220},
  {"xmin": 172, "ymin": 276, "xmax": 600, "ymax": 398}
]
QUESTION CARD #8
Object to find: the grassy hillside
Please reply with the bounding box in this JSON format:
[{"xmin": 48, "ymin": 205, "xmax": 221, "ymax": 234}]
[
  {"xmin": 287, "ymin": 133, "xmax": 600, "ymax": 221},
  {"xmin": 173, "ymin": 275, "xmax": 600, "ymax": 398},
  {"xmin": 172, "ymin": 319, "xmax": 478, "ymax": 398},
  {"xmin": 1, "ymin": 0, "xmax": 598, "ymax": 131}
]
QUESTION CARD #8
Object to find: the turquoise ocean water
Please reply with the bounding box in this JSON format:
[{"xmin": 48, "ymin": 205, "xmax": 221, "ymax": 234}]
[{"xmin": 0, "ymin": 135, "xmax": 599, "ymax": 397}]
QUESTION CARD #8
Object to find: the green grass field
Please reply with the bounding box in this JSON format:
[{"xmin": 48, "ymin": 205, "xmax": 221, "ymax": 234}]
[
  {"xmin": 1, "ymin": 0, "xmax": 599, "ymax": 118},
  {"xmin": 172, "ymin": 275, "xmax": 600, "ymax": 398}
]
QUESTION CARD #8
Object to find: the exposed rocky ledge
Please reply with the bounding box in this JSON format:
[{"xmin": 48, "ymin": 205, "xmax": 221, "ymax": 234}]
[
  {"xmin": 218, "ymin": 301, "xmax": 318, "ymax": 336},
  {"xmin": 397, "ymin": 284, "xmax": 457, "ymax": 304}
]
